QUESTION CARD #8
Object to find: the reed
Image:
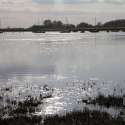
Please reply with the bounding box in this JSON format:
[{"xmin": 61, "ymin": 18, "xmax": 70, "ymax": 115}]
[
  {"xmin": 1, "ymin": 80, "xmax": 125, "ymax": 124},
  {"xmin": 82, "ymin": 94, "xmax": 123, "ymax": 108},
  {"xmin": 43, "ymin": 108, "xmax": 125, "ymax": 125}
]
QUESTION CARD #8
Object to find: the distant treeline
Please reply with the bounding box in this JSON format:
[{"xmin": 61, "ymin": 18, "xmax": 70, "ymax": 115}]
[
  {"xmin": 103, "ymin": 19, "xmax": 125, "ymax": 27},
  {"xmin": 30, "ymin": 19, "xmax": 125, "ymax": 30},
  {"xmin": 3, "ymin": 19, "xmax": 125, "ymax": 31}
]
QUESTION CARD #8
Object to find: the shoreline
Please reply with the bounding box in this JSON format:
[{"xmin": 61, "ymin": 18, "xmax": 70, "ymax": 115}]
[{"xmin": 0, "ymin": 81, "xmax": 125, "ymax": 124}]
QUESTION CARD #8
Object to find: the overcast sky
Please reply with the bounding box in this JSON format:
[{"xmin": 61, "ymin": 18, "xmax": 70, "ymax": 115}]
[{"xmin": 0, "ymin": 0, "xmax": 125, "ymax": 28}]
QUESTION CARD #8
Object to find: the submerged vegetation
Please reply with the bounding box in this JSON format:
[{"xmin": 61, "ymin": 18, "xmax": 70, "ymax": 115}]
[
  {"xmin": 0, "ymin": 115, "xmax": 42, "ymax": 125},
  {"xmin": 0, "ymin": 107, "xmax": 125, "ymax": 125},
  {"xmin": 0, "ymin": 80, "xmax": 125, "ymax": 124},
  {"xmin": 43, "ymin": 108, "xmax": 125, "ymax": 125},
  {"xmin": 82, "ymin": 94, "xmax": 124, "ymax": 108},
  {"xmin": 0, "ymin": 84, "xmax": 53, "ymax": 124}
]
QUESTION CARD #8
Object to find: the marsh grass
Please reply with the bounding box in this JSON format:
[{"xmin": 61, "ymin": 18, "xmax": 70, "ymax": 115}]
[
  {"xmin": 43, "ymin": 108, "xmax": 125, "ymax": 125},
  {"xmin": 0, "ymin": 92, "xmax": 53, "ymax": 117},
  {"xmin": 82, "ymin": 94, "xmax": 123, "ymax": 108},
  {"xmin": 0, "ymin": 115, "xmax": 42, "ymax": 125},
  {"xmin": 1, "ymin": 107, "xmax": 124, "ymax": 125},
  {"xmin": 1, "ymin": 81, "xmax": 125, "ymax": 125},
  {"xmin": 0, "ymin": 84, "xmax": 53, "ymax": 125}
]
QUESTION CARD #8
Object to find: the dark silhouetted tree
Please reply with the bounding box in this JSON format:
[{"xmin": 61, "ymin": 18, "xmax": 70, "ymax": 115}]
[
  {"xmin": 53, "ymin": 20, "xmax": 63, "ymax": 28},
  {"xmin": 77, "ymin": 22, "xmax": 93, "ymax": 28},
  {"xmin": 103, "ymin": 19, "xmax": 125, "ymax": 27},
  {"xmin": 44, "ymin": 20, "xmax": 53, "ymax": 28}
]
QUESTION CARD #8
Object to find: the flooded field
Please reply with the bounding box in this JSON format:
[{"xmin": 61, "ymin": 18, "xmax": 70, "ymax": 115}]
[{"xmin": 0, "ymin": 31, "xmax": 125, "ymax": 116}]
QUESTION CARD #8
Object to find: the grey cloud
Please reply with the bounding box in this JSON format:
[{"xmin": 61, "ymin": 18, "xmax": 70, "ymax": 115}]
[
  {"xmin": 0, "ymin": 7, "xmax": 97, "ymax": 16},
  {"xmin": 50, "ymin": 9, "xmax": 96, "ymax": 16},
  {"xmin": 32, "ymin": 0, "xmax": 54, "ymax": 4},
  {"xmin": 0, "ymin": 7, "xmax": 124, "ymax": 17},
  {"xmin": 0, "ymin": 0, "xmax": 30, "ymax": 4},
  {"xmin": 65, "ymin": 0, "xmax": 125, "ymax": 5},
  {"xmin": 1, "ymin": 1, "xmax": 14, "ymax": 4},
  {"xmin": 63, "ymin": 0, "xmax": 98, "ymax": 4},
  {"xmin": 1, "ymin": 0, "xmax": 125, "ymax": 5},
  {"xmin": 104, "ymin": 0, "xmax": 124, "ymax": 5},
  {"xmin": 31, "ymin": 0, "xmax": 125, "ymax": 5},
  {"xmin": 31, "ymin": 0, "xmax": 99, "ymax": 4},
  {"xmin": 0, "ymin": 8, "xmax": 34, "ymax": 15}
]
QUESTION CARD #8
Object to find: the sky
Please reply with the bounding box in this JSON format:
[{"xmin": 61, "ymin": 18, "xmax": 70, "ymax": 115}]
[{"xmin": 0, "ymin": 0, "xmax": 125, "ymax": 28}]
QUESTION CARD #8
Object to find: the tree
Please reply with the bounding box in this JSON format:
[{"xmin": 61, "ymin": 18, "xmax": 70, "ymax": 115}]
[
  {"xmin": 69, "ymin": 24, "xmax": 75, "ymax": 28},
  {"xmin": 97, "ymin": 22, "xmax": 102, "ymax": 27},
  {"xmin": 32, "ymin": 25, "xmax": 43, "ymax": 30},
  {"xmin": 53, "ymin": 20, "xmax": 63, "ymax": 28},
  {"xmin": 103, "ymin": 19, "xmax": 125, "ymax": 27},
  {"xmin": 77, "ymin": 22, "xmax": 93, "ymax": 28},
  {"xmin": 44, "ymin": 20, "xmax": 52, "ymax": 25},
  {"xmin": 44, "ymin": 20, "xmax": 53, "ymax": 28}
]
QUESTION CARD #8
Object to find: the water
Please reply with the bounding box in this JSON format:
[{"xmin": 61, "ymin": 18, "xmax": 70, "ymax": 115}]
[{"xmin": 0, "ymin": 31, "xmax": 125, "ymax": 115}]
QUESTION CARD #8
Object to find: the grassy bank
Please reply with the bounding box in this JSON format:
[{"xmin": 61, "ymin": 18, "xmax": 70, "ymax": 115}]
[
  {"xmin": 1, "ymin": 82, "xmax": 125, "ymax": 125},
  {"xmin": 82, "ymin": 94, "xmax": 124, "ymax": 108},
  {"xmin": 43, "ymin": 108, "xmax": 125, "ymax": 125},
  {"xmin": 0, "ymin": 108, "xmax": 124, "ymax": 125}
]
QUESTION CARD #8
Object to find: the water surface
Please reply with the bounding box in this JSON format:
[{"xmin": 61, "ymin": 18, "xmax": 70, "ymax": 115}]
[
  {"xmin": 0, "ymin": 31, "xmax": 125, "ymax": 115},
  {"xmin": 0, "ymin": 31, "xmax": 125, "ymax": 86}
]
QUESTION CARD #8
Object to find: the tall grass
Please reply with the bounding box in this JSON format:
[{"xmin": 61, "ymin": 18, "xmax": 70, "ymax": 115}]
[
  {"xmin": 82, "ymin": 94, "xmax": 123, "ymax": 108},
  {"xmin": 1, "ymin": 81, "xmax": 125, "ymax": 125},
  {"xmin": 43, "ymin": 108, "xmax": 125, "ymax": 125}
]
